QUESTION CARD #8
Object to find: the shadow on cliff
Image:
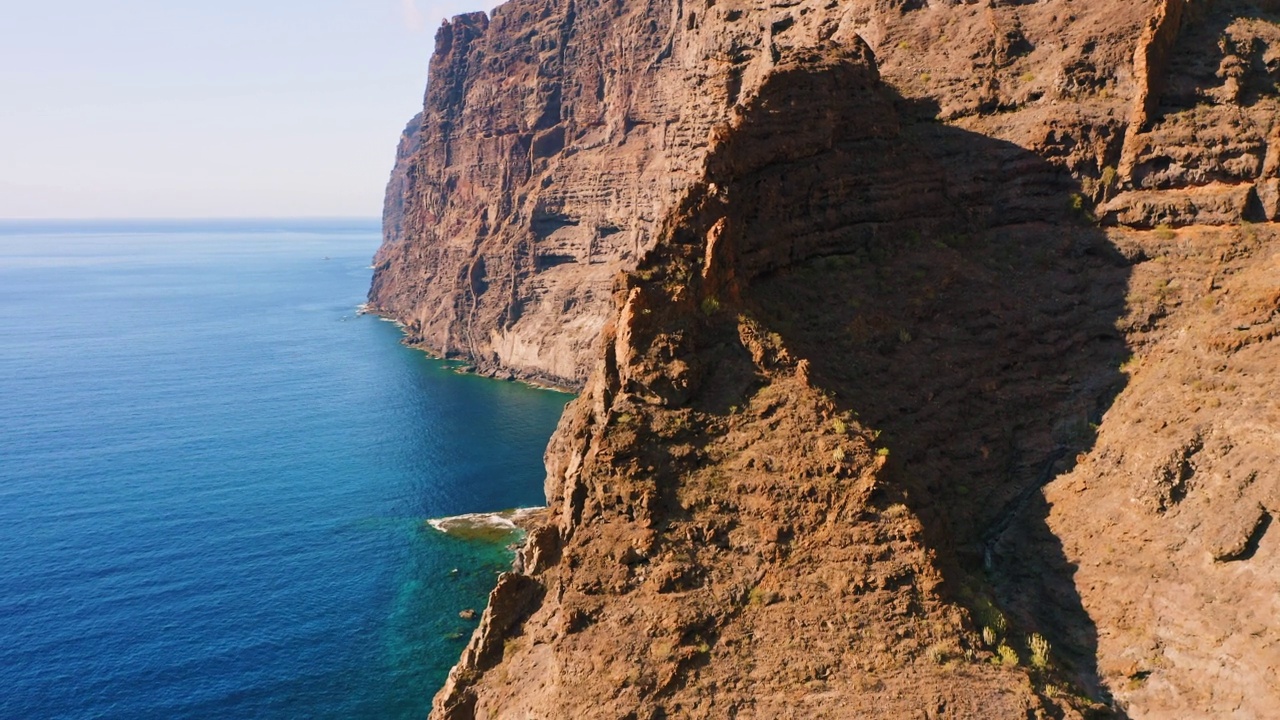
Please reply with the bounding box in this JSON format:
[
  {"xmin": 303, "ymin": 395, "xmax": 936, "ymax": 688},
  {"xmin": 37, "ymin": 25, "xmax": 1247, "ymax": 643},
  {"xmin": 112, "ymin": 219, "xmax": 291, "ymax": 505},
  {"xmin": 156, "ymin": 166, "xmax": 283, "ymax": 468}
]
[{"xmin": 671, "ymin": 46, "xmax": 1133, "ymax": 714}]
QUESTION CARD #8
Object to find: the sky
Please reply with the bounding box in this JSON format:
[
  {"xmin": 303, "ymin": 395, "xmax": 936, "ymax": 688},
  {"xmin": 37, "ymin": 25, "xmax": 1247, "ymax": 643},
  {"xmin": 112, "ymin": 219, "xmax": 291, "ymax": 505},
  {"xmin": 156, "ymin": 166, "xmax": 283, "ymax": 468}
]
[{"xmin": 0, "ymin": 0, "xmax": 487, "ymax": 219}]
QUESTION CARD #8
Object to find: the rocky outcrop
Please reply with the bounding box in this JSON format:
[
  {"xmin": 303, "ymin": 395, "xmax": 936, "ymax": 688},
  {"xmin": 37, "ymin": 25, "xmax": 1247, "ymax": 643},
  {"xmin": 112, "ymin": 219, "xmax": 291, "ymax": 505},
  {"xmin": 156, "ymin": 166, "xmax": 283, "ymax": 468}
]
[
  {"xmin": 1108, "ymin": 0, "xmax": 1280, "ymax": 226},
  {"xmin": 372, "ymin": 1, "xmax": 1280, "ymax": 718},
  {"xmin": 1118, "ymin": 0, "xmax": 1192, "ymax": 179}
]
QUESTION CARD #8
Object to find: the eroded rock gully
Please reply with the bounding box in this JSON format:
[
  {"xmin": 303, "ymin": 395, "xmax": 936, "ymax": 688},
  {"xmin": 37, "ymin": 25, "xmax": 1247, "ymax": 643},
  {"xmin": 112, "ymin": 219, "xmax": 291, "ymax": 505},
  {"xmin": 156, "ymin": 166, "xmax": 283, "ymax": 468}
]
[{"xmin": 373, "ymin": 2, "xmax": 1280, "ymax": 718}]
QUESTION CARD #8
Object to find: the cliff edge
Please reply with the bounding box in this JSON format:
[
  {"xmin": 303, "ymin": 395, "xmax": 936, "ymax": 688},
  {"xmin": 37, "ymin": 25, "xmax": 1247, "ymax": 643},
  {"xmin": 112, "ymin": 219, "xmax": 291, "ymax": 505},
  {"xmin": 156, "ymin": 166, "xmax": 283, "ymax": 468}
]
[{"xmin": 375, "ymin": 1, "xmax": 1280, "ymax": 717}]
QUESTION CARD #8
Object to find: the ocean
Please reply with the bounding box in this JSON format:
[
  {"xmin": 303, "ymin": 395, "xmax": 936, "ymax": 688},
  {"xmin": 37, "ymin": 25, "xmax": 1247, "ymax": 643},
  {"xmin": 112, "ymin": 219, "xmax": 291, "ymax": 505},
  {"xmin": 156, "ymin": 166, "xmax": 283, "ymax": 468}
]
[{"xmin": 0, "ymin": 220, "xmax": 569, "ymax": 719}]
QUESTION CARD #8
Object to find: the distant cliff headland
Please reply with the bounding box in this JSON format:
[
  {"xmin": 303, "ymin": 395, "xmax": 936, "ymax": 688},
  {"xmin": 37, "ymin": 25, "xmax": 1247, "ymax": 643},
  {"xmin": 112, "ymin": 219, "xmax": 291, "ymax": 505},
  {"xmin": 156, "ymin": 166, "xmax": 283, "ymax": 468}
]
[{"xmin": 372, "ymin": 1, "xmax": 1280, "ymax": 717}]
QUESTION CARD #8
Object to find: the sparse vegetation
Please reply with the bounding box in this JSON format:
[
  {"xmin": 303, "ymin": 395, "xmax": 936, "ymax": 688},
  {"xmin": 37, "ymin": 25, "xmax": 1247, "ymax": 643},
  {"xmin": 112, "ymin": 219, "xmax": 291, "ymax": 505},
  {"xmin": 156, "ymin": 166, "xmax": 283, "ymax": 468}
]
[
  {"xmin": 1068, "ymin": 192, "xmax": 1094, "ymax": 221},
  {"xmin": 1153, "ymin": 278, "xmax": 1170, "ymax": 303},
  {"xmin": 997, "ymin": 643, "xmax": 1020, "ymax": 666},
  {"xmin": 701, "ymin": 295, "xmax": 722, "ymax": 315},
  {"xmin": 1155, "ymin": 223, "xmax": 1176, "ymax": 241},
  {"xmin": 1100, "ymin": 165, "xmax": 1117, "ymax": 188},
  {"xmin": 883, "ymin": 503, "xmax": 910, "ymax": 519},
  {"xmin": 1240, "ymin": 220, "xmax": 1258, "ymax": 242},
  {"xmin": 965, "ymin": 586, "xmax": 1009, "ymax": 653},
  {"xmin": 1028, "ymin": 633, "xmax": 1051, "ymax": 669},
  {"xmin": 928, "ymin": 643, "xmax": 951, "ymax": 664}
]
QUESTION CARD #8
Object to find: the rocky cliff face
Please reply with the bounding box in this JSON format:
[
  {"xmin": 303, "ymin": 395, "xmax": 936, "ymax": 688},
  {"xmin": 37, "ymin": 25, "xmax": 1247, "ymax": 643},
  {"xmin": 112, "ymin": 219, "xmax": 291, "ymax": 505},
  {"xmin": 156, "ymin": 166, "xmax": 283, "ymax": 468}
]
[{"xmin": 374, "ymin": 1, "xmax": 1280, "ymax": 718}]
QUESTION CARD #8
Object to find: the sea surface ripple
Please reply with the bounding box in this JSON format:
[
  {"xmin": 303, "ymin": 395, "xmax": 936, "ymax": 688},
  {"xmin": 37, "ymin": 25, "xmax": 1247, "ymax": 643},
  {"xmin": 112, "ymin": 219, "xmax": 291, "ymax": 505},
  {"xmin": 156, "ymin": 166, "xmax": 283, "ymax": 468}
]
[{"xmin": 0, "ymin": 220, "xmax": 569, "ymax": 719}]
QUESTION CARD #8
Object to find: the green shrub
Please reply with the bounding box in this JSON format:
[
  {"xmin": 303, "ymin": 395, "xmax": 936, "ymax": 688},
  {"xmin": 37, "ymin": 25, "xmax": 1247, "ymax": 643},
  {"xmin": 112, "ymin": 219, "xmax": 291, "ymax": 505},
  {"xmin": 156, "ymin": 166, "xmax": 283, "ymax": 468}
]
[
  {"xmin": 997, "ymin": 643, "xmax": 1020, "ymax": 666},
  {"xmin": 1028, "ymin": 633, "xmax": 1051, "ymax": 669},
  {"xmin": 748, "ymin": 586, "xmax": 778, "ymax": 606},
  {"xmin": 1067, "ymin": 192, "xmax": 1094, "ymax": 221},
  {"xmin": 983, "ymin": 626, "xmax": 998, "ymax": 647}
]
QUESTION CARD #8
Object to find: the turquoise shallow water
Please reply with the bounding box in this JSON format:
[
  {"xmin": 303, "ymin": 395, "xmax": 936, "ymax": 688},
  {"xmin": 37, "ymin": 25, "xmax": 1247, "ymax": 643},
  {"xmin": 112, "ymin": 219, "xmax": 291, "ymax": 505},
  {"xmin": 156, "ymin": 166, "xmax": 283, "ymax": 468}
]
[{"xmin": 0, "ymin": 220, "xmax": 569, "ymax": 719}]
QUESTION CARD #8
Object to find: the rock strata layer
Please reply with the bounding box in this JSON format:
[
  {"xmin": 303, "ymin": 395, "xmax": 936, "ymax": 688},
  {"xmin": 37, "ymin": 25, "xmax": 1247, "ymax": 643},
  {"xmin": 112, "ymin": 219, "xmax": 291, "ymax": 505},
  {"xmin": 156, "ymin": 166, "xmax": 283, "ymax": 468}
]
[{"xmin": 373, "ymin": 1, "xmax": 1280, "ymax": 718}]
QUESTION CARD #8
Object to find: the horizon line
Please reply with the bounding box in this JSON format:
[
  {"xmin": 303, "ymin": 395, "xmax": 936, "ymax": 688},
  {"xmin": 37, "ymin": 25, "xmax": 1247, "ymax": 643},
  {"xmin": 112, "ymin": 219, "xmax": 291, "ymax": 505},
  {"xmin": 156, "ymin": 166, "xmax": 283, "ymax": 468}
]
[{"xmin": 0, "ymin": 216, "xmax": 381, "ymax": 222}]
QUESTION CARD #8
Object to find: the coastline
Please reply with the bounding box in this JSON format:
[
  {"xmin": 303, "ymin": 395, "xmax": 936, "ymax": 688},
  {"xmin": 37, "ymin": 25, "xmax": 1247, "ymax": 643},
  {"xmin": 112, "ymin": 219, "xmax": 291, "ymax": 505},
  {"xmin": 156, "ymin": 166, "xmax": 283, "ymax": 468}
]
[{"xmin": 357, "ymin": 303, "xmax": 579, "ymax": 395}]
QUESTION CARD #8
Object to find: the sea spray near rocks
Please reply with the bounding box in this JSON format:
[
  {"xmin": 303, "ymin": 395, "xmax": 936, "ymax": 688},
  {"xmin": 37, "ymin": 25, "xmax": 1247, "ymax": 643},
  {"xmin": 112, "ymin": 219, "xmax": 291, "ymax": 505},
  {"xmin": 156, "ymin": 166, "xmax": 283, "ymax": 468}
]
[{"xmin": 427, "ymin": 508, "xmax": 544, "ymax": 544}]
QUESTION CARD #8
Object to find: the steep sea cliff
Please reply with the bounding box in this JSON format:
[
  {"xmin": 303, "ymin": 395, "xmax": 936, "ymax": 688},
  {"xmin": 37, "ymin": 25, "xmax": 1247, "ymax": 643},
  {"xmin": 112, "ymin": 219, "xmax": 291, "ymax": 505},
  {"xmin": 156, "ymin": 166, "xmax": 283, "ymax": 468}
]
[{"xmin": 376, "ymin": 2, "xmax": 1280, "ymax": 717}]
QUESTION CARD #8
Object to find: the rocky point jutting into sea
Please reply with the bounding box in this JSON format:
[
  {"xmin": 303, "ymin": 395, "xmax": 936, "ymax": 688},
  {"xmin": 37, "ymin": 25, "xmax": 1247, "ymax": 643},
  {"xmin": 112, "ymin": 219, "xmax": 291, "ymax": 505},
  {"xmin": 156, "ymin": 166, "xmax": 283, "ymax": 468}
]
[{"xmin": 370, "ymin": 1, "xmax": 1280, "ymax": 717}]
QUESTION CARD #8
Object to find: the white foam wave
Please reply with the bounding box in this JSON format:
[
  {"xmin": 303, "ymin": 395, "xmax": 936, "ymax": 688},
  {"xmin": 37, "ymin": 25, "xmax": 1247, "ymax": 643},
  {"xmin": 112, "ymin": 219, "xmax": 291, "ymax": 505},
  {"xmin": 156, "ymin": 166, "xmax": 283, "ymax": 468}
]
[{"xmin": 427, "ymin": 507, "xmax": 542, "ymax": 535}]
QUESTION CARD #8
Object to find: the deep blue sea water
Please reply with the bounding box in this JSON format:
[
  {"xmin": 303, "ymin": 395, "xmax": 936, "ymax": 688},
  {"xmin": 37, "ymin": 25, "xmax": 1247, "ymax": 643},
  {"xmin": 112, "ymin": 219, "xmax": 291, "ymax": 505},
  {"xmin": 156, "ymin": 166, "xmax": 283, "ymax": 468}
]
[{"xmin": 0, "ymin": 220, "xmax": 569, "ymax": 719}]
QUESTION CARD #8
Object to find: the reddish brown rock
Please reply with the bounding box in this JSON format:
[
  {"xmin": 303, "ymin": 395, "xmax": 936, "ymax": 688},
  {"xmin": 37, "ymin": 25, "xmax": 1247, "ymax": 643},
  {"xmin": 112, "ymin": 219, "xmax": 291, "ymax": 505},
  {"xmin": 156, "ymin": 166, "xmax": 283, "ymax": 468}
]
[
  {"xmin": 373, "ymin": 0, "xmax": 1176, "ymax": 387},
  {"xmin": 371, "ymin": 1, "xmax": 1280, "ymax": 718}
]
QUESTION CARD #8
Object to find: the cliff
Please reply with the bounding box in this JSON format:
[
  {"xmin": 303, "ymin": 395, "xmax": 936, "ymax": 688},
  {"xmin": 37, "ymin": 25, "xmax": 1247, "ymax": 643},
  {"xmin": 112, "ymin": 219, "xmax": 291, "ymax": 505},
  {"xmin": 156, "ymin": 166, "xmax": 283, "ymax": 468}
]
[{"xmin": 374, "ymin": 1, "xmax": 1280, "ymax": 717}]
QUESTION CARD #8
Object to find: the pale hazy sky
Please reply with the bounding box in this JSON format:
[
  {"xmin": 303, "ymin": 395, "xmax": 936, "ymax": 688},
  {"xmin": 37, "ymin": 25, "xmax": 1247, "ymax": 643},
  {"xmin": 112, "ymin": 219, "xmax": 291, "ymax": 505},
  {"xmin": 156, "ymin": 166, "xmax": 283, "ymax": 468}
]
[{"xmin": 0, "ymin": 0, "xmax": 485, "ymax": 218}]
